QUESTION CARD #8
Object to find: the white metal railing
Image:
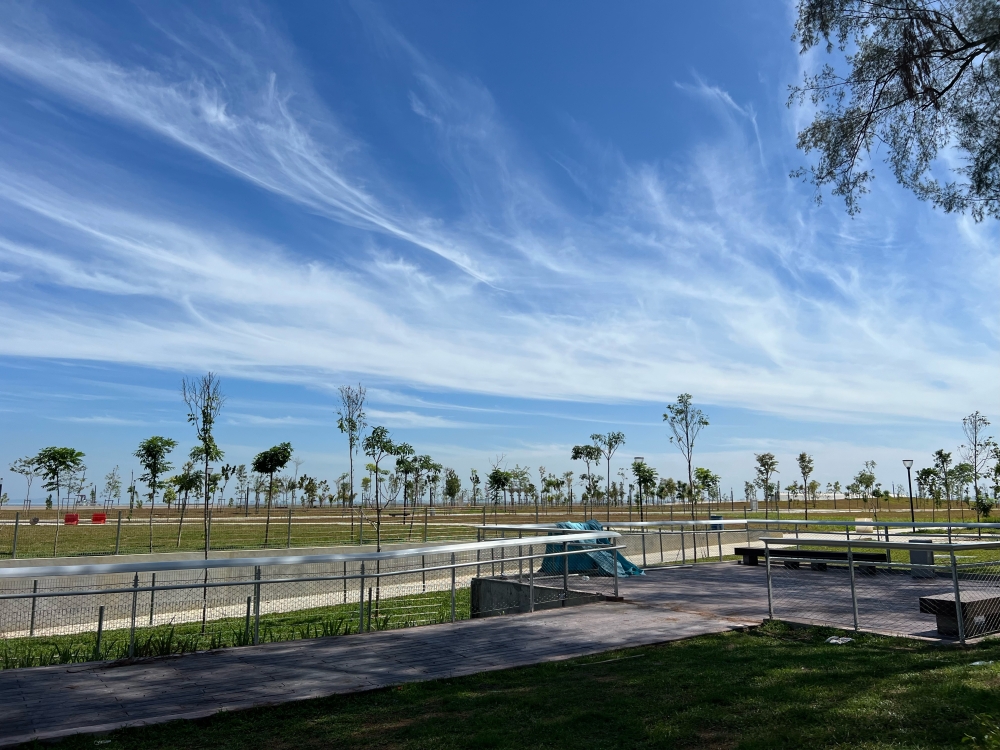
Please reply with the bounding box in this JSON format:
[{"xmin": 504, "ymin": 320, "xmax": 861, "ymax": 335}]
[{"xmin": 0, "ymin": 531, "xmax": 624, "ymax": 665}]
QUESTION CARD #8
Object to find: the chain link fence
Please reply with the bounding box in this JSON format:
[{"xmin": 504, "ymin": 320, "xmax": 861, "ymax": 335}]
[
  {"xmin": 0, "ymin": 531, "xmax": 623, "ymax": 670},
  {"xmin": 763, "ymin": 537, "xmax": 1000, "ymax": 643}
]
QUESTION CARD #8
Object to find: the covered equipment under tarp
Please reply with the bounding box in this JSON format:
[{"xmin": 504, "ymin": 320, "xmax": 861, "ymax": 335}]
[{"xmin": 537, "ymin": 520, "xmax": 644, "ymax": 577}]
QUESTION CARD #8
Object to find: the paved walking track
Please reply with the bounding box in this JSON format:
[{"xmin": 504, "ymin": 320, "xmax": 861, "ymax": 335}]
[{"xmin": 0, "ymin": 565, "xmax": 769, "ymax": 747}]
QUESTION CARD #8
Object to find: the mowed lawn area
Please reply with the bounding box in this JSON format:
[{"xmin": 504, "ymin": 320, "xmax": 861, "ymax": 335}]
[{"xmin": 26, "ymin": 622, "xmax": 1000, "ymax": 750}]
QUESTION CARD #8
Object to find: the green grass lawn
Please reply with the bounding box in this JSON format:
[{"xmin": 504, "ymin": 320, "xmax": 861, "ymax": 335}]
[{"xmin": 20, "ymin": 621, "xmax": 1000, "ymax": 750}]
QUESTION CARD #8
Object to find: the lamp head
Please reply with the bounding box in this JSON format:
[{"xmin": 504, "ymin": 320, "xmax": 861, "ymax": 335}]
[{"xmin": 902, "ymin": 459, "xmax": 913, "ymax": 469}]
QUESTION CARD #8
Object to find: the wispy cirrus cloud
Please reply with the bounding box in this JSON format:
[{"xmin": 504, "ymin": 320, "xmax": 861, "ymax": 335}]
[{"xmin": 0, "ymin": 2, "xmax": 994, "ymax": 431}]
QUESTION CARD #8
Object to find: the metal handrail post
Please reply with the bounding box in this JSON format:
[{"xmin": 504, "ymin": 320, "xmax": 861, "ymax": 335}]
[
  {"xmin": 658, "ymin": 527, "xmax": 664, "ymax": 562},
  {"xmin": 114, "ymin": 511, "xmax": 122, "ymax": 555},
  {"xmin": 11, "ymin": 511, "xmax": 19, "ymax": 559},
  {"xmin": 29, "ymin": 579, "xmax": 38, "ymax": 636},
  {"xmin": 951, "ymin": 550, "xmax": 966, "ymax": 645},
  {"xmin": 612, "ymin": 540, "xmax": 619, "ymax": 598},
  {"xmin": 450, "ymin": 552, "xmax": 456, "ymax": 623},
  {"xmin": 641, "ymin": 530, "xmax": 647, "ymax": 568},
  {"xmin": 847, "ymin": 545, "xmax": 859, "ymax": 631},
  {"xmin": 681, "ymin": 528, "xmax": 686, "ymax": 564},
  {"xmin": 529, "ymin": 544, "xmax": 535, "ymax": 612},
  {"xmin": 718, "ymin": 531, "xmax": 723, "ymax": 561},
  {"xmin": 95, "ymin": 605, "xmax": 105, "ymax": 658},
  {"xmin": 148, "ymin": 572, "xmax": 156, "ymax": 625},
  {"xmin": 358, "ymin": 560, "xmax": 366, "ymax": 634},
  {"xmin": 253, "ymin": 565, "xmax": 261, "ymax": 645},
  {"xmin": 518, "ymin": 531, "xmax": 523, "ymax": 581},
  {"xmin": 243, "ymin": 597, "xmax": 251, "ymax": 644},
  {"xmin": 562, "ymin": 541, "xmax": 568, "ymax": 599},
  {"xmin": 765, "ymin": 546, "xmax": 773, "ymax": 619},
  {"xmin": 128, "ymin": 572, "xmax": 139, "ymax": 658},
  {"xmin": 286, "ymin": 507, "xmax": 293, "ymax": 549}
]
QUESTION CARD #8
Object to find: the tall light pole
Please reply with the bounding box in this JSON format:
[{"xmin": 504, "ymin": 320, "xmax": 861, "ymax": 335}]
[{"xmin": 903, "ymin": 459, "xmax": 915, "ymax": 530}]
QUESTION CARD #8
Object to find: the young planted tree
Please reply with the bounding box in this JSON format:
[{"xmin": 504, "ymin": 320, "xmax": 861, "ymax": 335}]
[
  {"xmin": 362, "ymin": 426, "xmax": 406, "ymax": 552},
  {"xmin": 933, "ymin": 450, "xmax": 955, "ymax": 522},
  {"xmin": 134, "ymin": 436, "xmax": 178, "ymax": 553},
  {"xmin": 443, "ymin": 468, "xmax": 462, "ymax": 506},
  {"xmin": 34, "ymin": 447, "xmax": 86, "ymax": 555},
  {"xmin": 664, "ymin": 394, "xmax": 709, "ymax": 519},
  {"xmin": 252, "ymin": 443, "xmax": 293, "ymax": 548},
  {"xmin": 10, "ymin": 457, "xmax": 38, "ymax": 509},
  {"xmin": 181, "ymin": 373, "xmax": 226, "ymax": 559},
  {"xmin": 797, "ymin": 452, "xmax": 815, "ymax": 519},
  {"xmin": 337, "ymin": 384, "xmax": 367, "ymax": 509},
  {"xmin": 469, "ymin": 469, "xmax": 481, "ymax": 506},
  {"xmin": 631, "ymin": 460, "xmax": 658, "ymax": 522},
  {"xmin": 961, "ymin": 411, "xmax": 995, "ymax": 517},
  {"xmin": 590, "ymin": 432, "xmax": 625, "ymax": 520},
  {"xmin": 571, "ymin": 444, "xmax": 603, "ymax": 518},
  {"xmin": 754, "ymin": 453, "xmax": 779, "ymax": 518},
  {"xmin": 102, "ymin": 466, "xmax": 121, "ymax": 510}
]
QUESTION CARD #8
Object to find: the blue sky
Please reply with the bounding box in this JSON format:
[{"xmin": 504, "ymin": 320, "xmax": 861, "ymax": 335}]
[{"xmin": 0, "ymin": 1, "xmax": 996, "ymax": 500}]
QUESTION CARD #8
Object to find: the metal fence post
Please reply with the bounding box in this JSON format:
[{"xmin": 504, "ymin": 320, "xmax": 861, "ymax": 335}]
[
  {"xmin": 641, "ymin": 530, "xmax": 647, "ymax": 568},
  {"xmin": 613, "ymin": 540, "xmax": 619, "ymax": 598},
  {"xmin": 95, "ymin": 605, "xmax": 105, "ymax": 658},
  {"xmin": 253, "ymin": 565, "xmax": 261, "ymax": 646},
  {"xmin": 29, "ymin": 579, "xmax": 38, "ymax": 636},
  {"xmin": 765, "ymin": 547, "xmax": 773, "ymax": 620},
  {"xmin": 659, "ymin": 527, "xmax": 664, "ymax": 563},
  {"xmin": 115, "ymin": 511, "xmax": 122, "ymax": 555},
  {"xmin": 562, "ymin": 541, "xmax": 568, "ymax": 600},
  {"xmin": 518, "ymin": 530, "xmax": 523, "ymax": 581},
  {"xmin": 286, "ymin": 506, "xmax": 293, "ymax": 549},
  {"xmin": 11, "ymin": 511, "xmax": 19, "ymax": 559},
  {"xmin": 718, "ymin": 531, "xmax": 723, "ymax": 562},
  {"xmin": 358, "ymin": 560, "xmax": 366, "ymax": 634},
  {"xmin": 950, "ymin": 550, "xmax": 966, "ymax": 646},
  {"xmin": 148, "ymin": 572, "xmax": 156, "ymax": 625},
  {"xmin": 847, "ymin": 544, "xmax": 859, "ymax": 632},
  {"xmin": 244, "ymin": 597, "xmax": 252, "ymax": 644},
  {"xmin": 450, "ymin": 553, "xmax": 456, "ymax": 623},
  {"xmin": 681, "ymin": 528, "xmax": 686, "ymax": 564},
  {"xmin": 128, "ymin": 572, "xmax": 139, "ymax": 658},
  {"xmin": 206, "ymin": 509, "xmax": 213, "ymax": 554},
  {"xmin": 529, "ymin": 544, "xmax": 535, "ymax": 612}
]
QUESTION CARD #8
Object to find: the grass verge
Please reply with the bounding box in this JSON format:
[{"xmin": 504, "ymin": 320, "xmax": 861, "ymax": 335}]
[{"xmin": 16, "ymin": 621, "xmax": 1000, "ymax": 749}]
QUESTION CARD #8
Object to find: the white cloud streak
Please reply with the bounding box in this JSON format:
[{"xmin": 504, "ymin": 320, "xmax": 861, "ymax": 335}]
[{"xmin": 0, "ymin": 5, "xmax": 995, "ymax": 426}]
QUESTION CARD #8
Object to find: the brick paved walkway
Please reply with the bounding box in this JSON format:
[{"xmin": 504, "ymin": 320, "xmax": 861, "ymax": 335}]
[{"xmin": 0, "ymin": 564, "xmax": 766, "ymax": 747}]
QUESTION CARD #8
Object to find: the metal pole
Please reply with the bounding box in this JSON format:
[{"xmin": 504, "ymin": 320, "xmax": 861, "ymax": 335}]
[
  {"xmin": 96, "ymin": 605, "xmax": 105, "ymax": 658},
  {"xmin": 681, "ymin": 527, "xmax": 686, "ymax": 564},
  {"xmin": 718, "ymin": 531, "xmax": 723, "ymax": 562},
  {"xmin": 612, "ymin": 540, "xmax": 619, "ymax": 598},
  {"xmin": 885, "ymin": 525, "xmax": 892, "ymax": 572},
  {"xmin": 286, "ymin": 506, "xmax": 293, "ymax": 549},
  {"xmin": 343, "ymin": 562, "xmax": 347, "ymax": 603},
  {"xmin": 128, "ymin": 572, "xmax": 139, "ymax": 658},
  {"xmin": 951, "ymin": 550, "xmax": 966, "ymax": 645},
  {"xmin": 906, "ymin": 464, "xmax": 916, "ymax": 531},
  {"xmin": 847, "ymin": 544, "xmax": 859, "ymax": 632},
  {"xmin": 148, "ymin": 572, "xmax": 156, "ymax": 626},
  {"xmin": 115, "ymin": 510, "xmax": 122, "ymax": 555},
  {"xmin": 562, "ymin": 541, "xmax": 568, "ymax": 600},
  {"xmin": 358, "ymin": 560, "xmax": 366, "ymax": 634},
  {"xmin": 450, "ymin": 552, "xmax": 456, "ymax": 623},
  {"xmin": 11, "ymin": 511, "xmax": 18, "ymax": 559},
  {"xmin": 641, "ymin": 530, "xmax": 647, "ymax": 568},
  {"xmin": 659, "ymin": 527, "xmax": 664, "ymax": 563},
  {"xmin": 244, "ymin": 596, "xmax": 251, "ymax": 644},
  {"xmin": 765, "ymin": 546, "xmax": 773, "ymax": 619},
  {"xmin": 29, "ymin": 579, "xmax": 38, "ymax": 636},
  {"xmin": 253, "ymin": 565, "xmax": 261, "ymax": 646},
  {"xmin": 422, "ymin": 554, "xmax": 426, "ymax": 592},
  {"xmin": 529, "ymin": 544, "xmax": 535, "ymax": 612},
  {"xmin": 206, "ymin": 509, "xmax": 213, "ymax": 554}
]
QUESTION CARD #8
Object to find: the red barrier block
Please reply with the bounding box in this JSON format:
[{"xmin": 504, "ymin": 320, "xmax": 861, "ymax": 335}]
[
  {"xmin": 91, "ymin": 513, "xmax": 107, "ymax": 524},
  {"xmin": 64, "ymin": 513, "xmax": 79, "ymax": 525}
]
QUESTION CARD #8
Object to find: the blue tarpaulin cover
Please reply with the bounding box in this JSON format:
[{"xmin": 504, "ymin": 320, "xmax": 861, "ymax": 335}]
[{"xmin": 537, "ymin": 520, "xmax": 644, "ymax": 577}]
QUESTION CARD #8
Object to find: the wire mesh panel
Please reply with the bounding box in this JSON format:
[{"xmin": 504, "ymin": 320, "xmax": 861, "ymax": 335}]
[
  {"xmin": 765, "ymin": 538, "xmax": 1000, "ymax": 642},
  {"xmin": 0, "ymin": 531, "xmax": 623, "ymax": 670}
]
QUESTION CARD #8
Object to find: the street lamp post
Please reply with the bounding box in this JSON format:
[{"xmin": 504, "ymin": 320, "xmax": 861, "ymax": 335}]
[{"xmin": 903, "ymin": 460, "xmax": 915, "ymax": 530}]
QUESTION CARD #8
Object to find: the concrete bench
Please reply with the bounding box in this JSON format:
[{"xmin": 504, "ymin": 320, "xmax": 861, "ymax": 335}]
[
  {"xmin": 734, "ymin": 547, "xmax": 887, "ymax": 571},
  {"xmin": 919, "ymin": 591, "xmax": 1000, "ymax": 638}
]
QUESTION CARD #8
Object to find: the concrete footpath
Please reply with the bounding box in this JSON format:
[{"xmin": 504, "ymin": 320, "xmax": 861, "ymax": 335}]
[{"xmin": 0, "ymin": 564, "xmax": 766, "ymax": 747}]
